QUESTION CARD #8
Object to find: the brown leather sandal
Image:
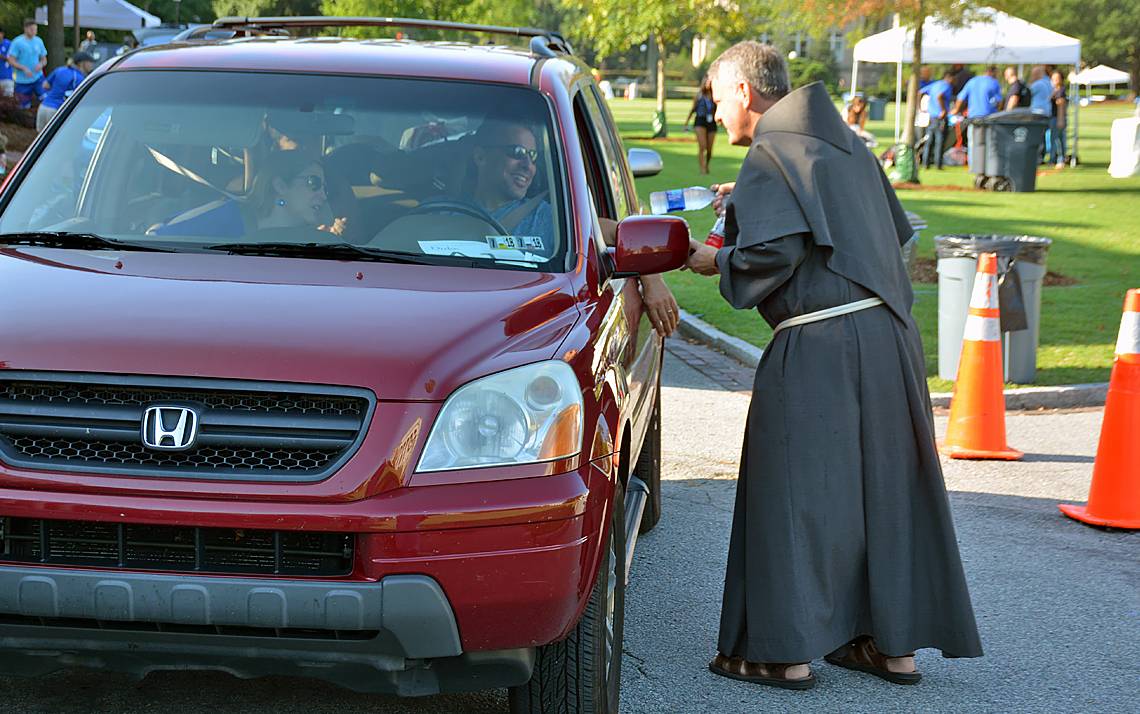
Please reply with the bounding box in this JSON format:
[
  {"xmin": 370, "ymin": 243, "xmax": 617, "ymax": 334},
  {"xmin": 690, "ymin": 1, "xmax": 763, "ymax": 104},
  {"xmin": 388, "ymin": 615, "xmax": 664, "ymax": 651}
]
[
  {"xmin": 824, "ymin": 636, "xmax": 922, "ymax": 685},
  {"xmin": 708, "ymin": 653, "xmax": 817, "ymax": 690}
]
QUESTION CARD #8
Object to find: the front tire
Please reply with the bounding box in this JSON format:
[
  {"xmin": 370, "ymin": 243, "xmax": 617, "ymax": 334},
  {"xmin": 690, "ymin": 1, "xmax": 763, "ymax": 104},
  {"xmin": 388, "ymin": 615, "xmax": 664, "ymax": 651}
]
[
  {"xmin": 509, "ymin": 479, "xmax": 626, "ymax": 714},
  {"xmin": 634, "ymin": 390, "xmax": 662, "ymax": 535}
]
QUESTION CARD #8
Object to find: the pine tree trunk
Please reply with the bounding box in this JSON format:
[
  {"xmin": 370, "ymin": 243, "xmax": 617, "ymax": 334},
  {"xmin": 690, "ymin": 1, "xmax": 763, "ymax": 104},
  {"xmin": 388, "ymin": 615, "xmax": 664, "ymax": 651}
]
[{"xmin": 47, "ymin": 0, "xmax": 65, "ymax": 73}]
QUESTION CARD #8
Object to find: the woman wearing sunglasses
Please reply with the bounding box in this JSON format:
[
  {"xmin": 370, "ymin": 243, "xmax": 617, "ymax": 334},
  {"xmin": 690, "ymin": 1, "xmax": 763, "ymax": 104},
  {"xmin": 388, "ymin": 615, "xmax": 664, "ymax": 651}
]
[{"xmin": 250, "ymin": 149, "xmax": 332, "ymax": 237}]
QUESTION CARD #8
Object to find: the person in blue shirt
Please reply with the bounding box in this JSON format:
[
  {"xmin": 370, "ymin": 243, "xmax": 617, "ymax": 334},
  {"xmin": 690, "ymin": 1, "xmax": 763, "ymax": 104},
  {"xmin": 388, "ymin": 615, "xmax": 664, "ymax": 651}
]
[
  {"xmin": 952, "ymin": 66, "xmax": 1002, "ymax": 166},
  {"xmin": 7, "ymin": 19, "xmax": 47, "ymax": 109},
  {"xmin": 0, "ymin": 30, "xmax": 13, "ymax": 98},
  {"xmin": 952, "ymin": 66, "xmax": 1002, "ymax": 119},
  {"xmin": 468, "ymin": 120, "xmax": 555, "ymax": 254},
  {"xmin": 921, "ymin": 70, "xmax": 955, "ymax": 169},
  {"xmin": 1028, "ymin": 66, "xmax": 1052, "ymax": 114},
  {"xmin": 918, "ymin": 65, "xmax": 934, "ymax": 91},
  {"xmin": 37, "ymin": 51, "xmax": 94, "ymax": 131}
]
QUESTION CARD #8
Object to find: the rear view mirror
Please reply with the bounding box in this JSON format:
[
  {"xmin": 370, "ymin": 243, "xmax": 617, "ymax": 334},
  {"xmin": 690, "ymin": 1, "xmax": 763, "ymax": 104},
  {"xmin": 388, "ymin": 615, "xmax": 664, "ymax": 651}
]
[
  {"xmin": 628, "ymin": 148, "xmax": 663, "ymax": 178},
  {"xmin": 611, "ymin": 215, "xmax": 689, "ymax": 277}
]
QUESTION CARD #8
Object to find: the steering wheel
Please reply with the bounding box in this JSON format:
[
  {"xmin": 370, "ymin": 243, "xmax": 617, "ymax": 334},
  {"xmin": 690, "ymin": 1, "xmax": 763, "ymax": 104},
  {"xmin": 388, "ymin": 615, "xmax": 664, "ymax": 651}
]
[{"xmin": 404, "ymin": 199, "xmax": 510, "ymax": 236}]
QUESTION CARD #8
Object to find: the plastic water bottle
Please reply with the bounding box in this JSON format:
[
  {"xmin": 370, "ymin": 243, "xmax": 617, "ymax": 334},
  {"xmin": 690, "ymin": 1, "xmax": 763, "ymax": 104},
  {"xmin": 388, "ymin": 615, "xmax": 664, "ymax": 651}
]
[
  {"xmin": 705, "ymin": 215, "xmax": 726, "ymax": 249},
  {"xmin": 649, "ymin": 186, "xmax": 716, "ymax": 214}
]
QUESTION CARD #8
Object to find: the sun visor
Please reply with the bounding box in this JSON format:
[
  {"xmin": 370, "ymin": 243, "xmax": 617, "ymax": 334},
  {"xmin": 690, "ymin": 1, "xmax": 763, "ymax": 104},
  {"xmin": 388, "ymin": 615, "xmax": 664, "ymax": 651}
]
[{"xmin": 115, "ymin": 106, "xmax": 265, "ymax": 147}]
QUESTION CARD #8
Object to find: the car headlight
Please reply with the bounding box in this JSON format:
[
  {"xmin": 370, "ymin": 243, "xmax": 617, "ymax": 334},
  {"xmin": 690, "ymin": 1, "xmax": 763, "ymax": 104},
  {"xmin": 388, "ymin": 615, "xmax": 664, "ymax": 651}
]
[{"xmin": 417, "ymin": 361, "xmax": 583, "ymax": 472}]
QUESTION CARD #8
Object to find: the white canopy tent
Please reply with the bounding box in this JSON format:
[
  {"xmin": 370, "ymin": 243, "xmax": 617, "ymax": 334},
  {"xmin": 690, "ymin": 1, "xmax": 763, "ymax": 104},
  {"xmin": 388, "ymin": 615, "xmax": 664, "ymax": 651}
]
[
  {"xmin": 1069, "ymin": 65, "xmax": 1130, "ymax": 88},
  {"xmin": 850, "ymin": 7, "xmax": 1081, "ymax": 159},
  {"xmin": 36, "ymin": 0, "xmax": 160, "ymax": 30}
]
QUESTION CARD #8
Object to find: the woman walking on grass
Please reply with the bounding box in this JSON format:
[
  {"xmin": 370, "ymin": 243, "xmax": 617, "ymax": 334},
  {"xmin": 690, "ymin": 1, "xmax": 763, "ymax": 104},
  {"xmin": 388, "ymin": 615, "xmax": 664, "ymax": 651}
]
[
  {"xmin": 686, "ymin": 77, "xmax": 718, "ymax": 174},
  {"xmin": 1049, "ymin": 71, "xmax": 1068, "ymax": 167}
]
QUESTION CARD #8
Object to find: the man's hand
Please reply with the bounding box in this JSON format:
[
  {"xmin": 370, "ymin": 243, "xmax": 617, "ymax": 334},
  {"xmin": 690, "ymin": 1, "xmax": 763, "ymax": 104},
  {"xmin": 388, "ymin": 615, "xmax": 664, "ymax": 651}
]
[
  {"xmin": 639, "ymin": 273, "xmax": 679, "ymax": 338},
  {"xmin": 711, "ymin": 181, "xmax": 734, "ymax": 216},
  {"xmin": 687, "ymin": 238, "xmax": 719, "ymax": 276}
]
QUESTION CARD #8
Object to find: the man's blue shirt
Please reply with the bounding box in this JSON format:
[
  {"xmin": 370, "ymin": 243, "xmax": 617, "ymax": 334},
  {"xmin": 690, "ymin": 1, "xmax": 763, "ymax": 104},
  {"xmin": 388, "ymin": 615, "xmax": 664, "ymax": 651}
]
[
  {"xmin": 957, "ymin": 75, "xmax": 1001, "ymax": 118},
  {"xmin": 0, "ymin": 40, "xmax": 11, "ymax": 81},
  {"xmin": 923, "ymin": 79, "xmax": 953, "ymax": 119},
  {"xmin": 490, "ymin": 198, "xmax": 555, "ymax": 255},
  {"xmin": 1029, "ymin": 77, "xmax": 1053, "ymax": 114},
  {"xmin": 41, "ymin": 65, "xmax": 85, "ymax": 109},
  {"xmin": 8, "ymin": 34, "xmax": 46, "ymax": 84}
]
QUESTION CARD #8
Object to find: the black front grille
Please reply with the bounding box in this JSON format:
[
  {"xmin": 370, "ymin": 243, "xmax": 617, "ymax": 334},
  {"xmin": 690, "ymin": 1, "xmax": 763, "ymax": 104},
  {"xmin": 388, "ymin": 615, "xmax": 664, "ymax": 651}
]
[
  {"xmin": 0, "ymin": 373, "xmax": 374, "ymax": 481},
  {"xmin": 7, "ymin": 437, "xmax": 340, "ymax": 471},
  {"xmin": 0, "ymin": 517, "xmax": 354, "ymax": 576}
]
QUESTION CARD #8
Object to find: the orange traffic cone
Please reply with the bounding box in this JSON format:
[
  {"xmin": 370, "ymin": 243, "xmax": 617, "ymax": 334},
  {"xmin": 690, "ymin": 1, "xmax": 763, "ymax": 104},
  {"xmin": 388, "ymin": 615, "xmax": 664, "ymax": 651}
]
[
  {"xmin": 1059, "ymin": 289, "xmax": 1140, "ymax": 529},
  {"xmin": 942, "ymin": 253, "xmax": 1023, "ymax": 460}
]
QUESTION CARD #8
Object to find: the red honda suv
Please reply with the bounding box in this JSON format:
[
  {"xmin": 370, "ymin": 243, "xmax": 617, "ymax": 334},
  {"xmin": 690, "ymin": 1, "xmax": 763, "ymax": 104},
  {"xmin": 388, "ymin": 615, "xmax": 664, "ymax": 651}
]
[{"xmin": 0, "ymin": 17, "xmax": 687, "ymax": 713}]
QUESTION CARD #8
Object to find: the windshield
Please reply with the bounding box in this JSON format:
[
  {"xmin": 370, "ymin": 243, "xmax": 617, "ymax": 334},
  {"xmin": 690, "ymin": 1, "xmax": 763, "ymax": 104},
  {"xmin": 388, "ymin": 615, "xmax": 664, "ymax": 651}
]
[{"xmin": 0, "ymin": 70, "xmax": 568, "ymax": 270}]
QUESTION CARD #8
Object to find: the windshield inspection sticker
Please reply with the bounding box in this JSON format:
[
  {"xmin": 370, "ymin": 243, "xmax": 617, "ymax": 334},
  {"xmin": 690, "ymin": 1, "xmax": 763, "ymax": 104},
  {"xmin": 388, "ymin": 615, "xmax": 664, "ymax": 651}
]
[
  {"xmin": 485, "ymin": 235, "xmax": 544, "ymax": 252},
  {"xmin": 418, "ymin": 240, "xmax": 542, "ymax": 266}
]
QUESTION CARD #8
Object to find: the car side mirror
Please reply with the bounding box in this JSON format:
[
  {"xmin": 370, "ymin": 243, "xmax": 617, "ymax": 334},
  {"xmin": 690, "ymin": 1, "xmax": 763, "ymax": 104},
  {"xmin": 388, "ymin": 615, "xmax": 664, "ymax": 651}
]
[
  {"xmin": 627, "ymin": 148, "xmax": 663, "ymax": 178},
  {"xmin": 609, "ymin": 215, "xmax": 689, "ymax": 277}
]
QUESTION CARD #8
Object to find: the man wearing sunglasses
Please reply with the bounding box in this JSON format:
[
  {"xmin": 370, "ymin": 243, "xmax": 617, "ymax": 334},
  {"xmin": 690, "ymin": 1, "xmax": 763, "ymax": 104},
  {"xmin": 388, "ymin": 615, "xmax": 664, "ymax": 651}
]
[
  {"xmin": 469, "ymin": 120, "xmax": 680, "ymax": 338},
  {"xmin": 470, "ymin": 121, "xmax": 555, "ymax": 250}
]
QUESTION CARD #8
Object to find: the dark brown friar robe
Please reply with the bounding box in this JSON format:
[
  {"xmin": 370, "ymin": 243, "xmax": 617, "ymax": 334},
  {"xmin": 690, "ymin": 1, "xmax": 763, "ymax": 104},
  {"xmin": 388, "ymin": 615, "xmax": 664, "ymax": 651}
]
[{"xmin": 715, "ymin": 82, "xmax": 983, "ymax": 662}]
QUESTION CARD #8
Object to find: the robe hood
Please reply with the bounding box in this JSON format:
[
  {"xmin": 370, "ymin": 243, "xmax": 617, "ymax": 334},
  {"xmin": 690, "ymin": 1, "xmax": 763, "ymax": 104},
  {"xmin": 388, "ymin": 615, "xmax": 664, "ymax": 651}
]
[
  {"xmin": 730, "ymin": 81, "xmax": 917, "ymax": 322},
  {"xmin": 755, "ymin": 81, "xmax": 855, "ymax": 153}
]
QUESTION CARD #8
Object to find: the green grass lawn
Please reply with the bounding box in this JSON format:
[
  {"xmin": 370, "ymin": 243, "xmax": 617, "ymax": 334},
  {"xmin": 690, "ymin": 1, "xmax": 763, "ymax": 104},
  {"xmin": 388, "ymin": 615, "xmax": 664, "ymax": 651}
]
[{"xmin": 610, "ymin": 98, "xmax": 1140, "ymax": 390}]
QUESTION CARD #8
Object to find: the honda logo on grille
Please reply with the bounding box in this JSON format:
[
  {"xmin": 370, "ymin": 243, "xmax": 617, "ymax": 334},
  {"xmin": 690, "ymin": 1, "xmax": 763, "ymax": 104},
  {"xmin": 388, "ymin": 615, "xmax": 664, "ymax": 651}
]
[{"xmin": 141, "ymin": 406, "xmax": 200, "ymax": 451}]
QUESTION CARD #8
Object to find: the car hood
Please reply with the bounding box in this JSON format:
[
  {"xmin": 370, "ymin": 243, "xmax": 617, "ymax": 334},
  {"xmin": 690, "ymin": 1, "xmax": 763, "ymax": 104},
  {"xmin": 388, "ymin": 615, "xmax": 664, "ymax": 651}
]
[{"xmin": 0, "ymin": 248, "xmax": 580, "ymax": 400}]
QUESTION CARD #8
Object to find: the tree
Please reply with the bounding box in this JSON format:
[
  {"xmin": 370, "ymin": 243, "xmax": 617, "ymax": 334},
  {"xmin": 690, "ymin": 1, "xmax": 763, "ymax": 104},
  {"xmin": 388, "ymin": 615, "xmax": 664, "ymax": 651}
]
[
  {"xmin": 214, "ymin": 0, "xmax": 322, "ymax": 17},
  {"xmin": 45, "ymin": 0, "xmax": 64, "ymax": 71},
  {"xmin": 788, "ymin": 1, "xmax": 977, "ymax": 182},
  {"xmin": 316, "ymin": 0, "xmax": 535, "ymax": 37},
  {"xmin": 559, "ymin": 0, "xmax": 752, "ymax": 137},
  {"xmin": 996, "ymin": 0, "xmax": 1140, "ymax": 98},
  {"xmin": 143, "ymin": 0, "xmax": 217, "ymax": 23}
]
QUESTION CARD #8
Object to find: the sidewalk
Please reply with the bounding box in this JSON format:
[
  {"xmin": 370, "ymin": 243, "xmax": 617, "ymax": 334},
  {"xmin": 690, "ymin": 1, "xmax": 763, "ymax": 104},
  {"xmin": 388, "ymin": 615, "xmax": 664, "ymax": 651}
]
[{"xmin": 675, "ymin": 312, "xmax": 1110, "ymax": 410}]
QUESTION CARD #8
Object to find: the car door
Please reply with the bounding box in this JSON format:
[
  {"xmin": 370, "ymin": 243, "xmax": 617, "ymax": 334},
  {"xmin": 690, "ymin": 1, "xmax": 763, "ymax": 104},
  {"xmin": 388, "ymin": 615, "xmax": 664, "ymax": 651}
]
[{"xmin": 571, "ymin": 81, "xmax": 660, "ymax": 460}]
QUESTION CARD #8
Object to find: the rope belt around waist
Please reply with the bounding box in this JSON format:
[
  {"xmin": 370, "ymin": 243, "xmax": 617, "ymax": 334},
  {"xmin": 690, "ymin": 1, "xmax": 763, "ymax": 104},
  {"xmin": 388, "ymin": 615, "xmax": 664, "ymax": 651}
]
[{"xmin": 771, "ymin": 297, "xmax": 885, "ymax": 337}]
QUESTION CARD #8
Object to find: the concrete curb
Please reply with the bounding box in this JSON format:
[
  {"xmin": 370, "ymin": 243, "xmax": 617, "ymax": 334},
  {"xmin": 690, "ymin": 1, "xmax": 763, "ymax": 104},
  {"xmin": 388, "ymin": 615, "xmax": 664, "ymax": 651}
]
[
  {"xmin": 676, "ymin": 310, "xmax": 764, "ymax": 368},
  {"xmin": 677, "ymin": 312, "xmax": 1108, "ymax": 410},
  {"xmin": 928, "ymin": 383, "xmax": 1108, "ymax": 410}
]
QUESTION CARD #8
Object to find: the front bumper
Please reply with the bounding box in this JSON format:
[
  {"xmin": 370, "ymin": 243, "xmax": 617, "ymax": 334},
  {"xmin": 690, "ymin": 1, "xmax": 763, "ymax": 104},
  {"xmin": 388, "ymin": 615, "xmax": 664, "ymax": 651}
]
[
  {"xmin": 0, "ymin": 567, "xmax": 532, "ymax": 695},
  {"xmin": 0, "ymin": 459, "xmax": 616, "ymax": 693}
]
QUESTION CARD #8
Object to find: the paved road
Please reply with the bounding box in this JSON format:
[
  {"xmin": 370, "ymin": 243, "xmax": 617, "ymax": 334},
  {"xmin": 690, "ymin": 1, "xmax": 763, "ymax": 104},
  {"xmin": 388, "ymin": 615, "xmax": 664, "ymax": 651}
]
[{"xmin": 1, "ymin": 342, "xmax": 1136, "ymax": 712}]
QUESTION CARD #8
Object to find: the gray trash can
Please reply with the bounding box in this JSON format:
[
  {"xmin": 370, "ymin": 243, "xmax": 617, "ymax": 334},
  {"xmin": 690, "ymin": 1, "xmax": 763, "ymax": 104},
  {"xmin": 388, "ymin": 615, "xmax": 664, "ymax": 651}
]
[
  {"xmin": 868, "ymin": 98, "xmax": 887, "ymax": 121},
  {"xmin": 969, "ymin": 110, "xmax": 1050, "ymax": 192},
  {"xmin": 936, "ymin": 235, "xmax": 1052, "ymax": 383},
  {"xmin": 901, "ymin": 210, "xmax": 927, "ymax": 279}
]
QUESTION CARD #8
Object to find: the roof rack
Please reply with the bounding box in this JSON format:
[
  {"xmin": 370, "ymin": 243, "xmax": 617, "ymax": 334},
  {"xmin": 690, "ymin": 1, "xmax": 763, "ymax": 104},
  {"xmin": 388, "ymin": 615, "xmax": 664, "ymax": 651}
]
[{"xmin": 201, "ymin": 16, "xmax": 574, "ymax": 56}]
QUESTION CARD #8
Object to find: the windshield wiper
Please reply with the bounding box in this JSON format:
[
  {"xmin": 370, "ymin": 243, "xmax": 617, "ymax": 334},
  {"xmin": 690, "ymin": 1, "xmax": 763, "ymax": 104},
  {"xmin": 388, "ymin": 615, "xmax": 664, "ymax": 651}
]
[
  {"xmin": 0, "ymin": 231, "xmax": 174, "ymax": 252},
  {"xmin": 206, "ymin": 242, "xmax": 481, "ymax": 266}
]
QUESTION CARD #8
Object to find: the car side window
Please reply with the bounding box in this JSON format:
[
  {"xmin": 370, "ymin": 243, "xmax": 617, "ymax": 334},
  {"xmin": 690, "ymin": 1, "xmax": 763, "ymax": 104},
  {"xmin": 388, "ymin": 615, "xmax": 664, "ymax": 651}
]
[
  {"xmin": 579, "ymin": 85, "xmax": 631, "ymax": 219},
  {"xmin": 572, "ymin": 90, "xmax": 615, "ymax": 221}
]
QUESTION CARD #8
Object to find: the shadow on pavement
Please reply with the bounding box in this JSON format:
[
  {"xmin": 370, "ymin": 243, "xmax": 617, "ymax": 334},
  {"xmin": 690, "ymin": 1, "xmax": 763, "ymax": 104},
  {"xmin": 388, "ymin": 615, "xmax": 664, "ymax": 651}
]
[{"xmin": 621, "ymin": 479, "xmax": 1138, "ymax": 713}]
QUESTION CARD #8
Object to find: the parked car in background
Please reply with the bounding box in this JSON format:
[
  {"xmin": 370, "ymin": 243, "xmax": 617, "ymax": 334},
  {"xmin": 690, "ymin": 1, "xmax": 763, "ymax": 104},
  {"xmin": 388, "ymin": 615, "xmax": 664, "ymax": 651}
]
[{"xmin": 0, "ymin": 16, "xmax": 685, "ymax": 714}]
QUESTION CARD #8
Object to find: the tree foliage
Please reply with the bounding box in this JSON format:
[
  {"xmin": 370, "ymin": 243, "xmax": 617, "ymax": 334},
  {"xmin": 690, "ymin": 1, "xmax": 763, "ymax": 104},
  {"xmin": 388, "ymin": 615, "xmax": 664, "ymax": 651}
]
[
  {"xmin": 559, "ymin": 0, "xmax": 753, "ymax": 132},
  {"xmin": 316, "ymin": 0, "xmax": 535, "ymax": 37},
  {"xmin": 996, "ymin": 0, "xmax": 1139, "ymax": 96},
  {"xmin": 214, "ymin": 0, "xmax": 322, "ymax": 18}
]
